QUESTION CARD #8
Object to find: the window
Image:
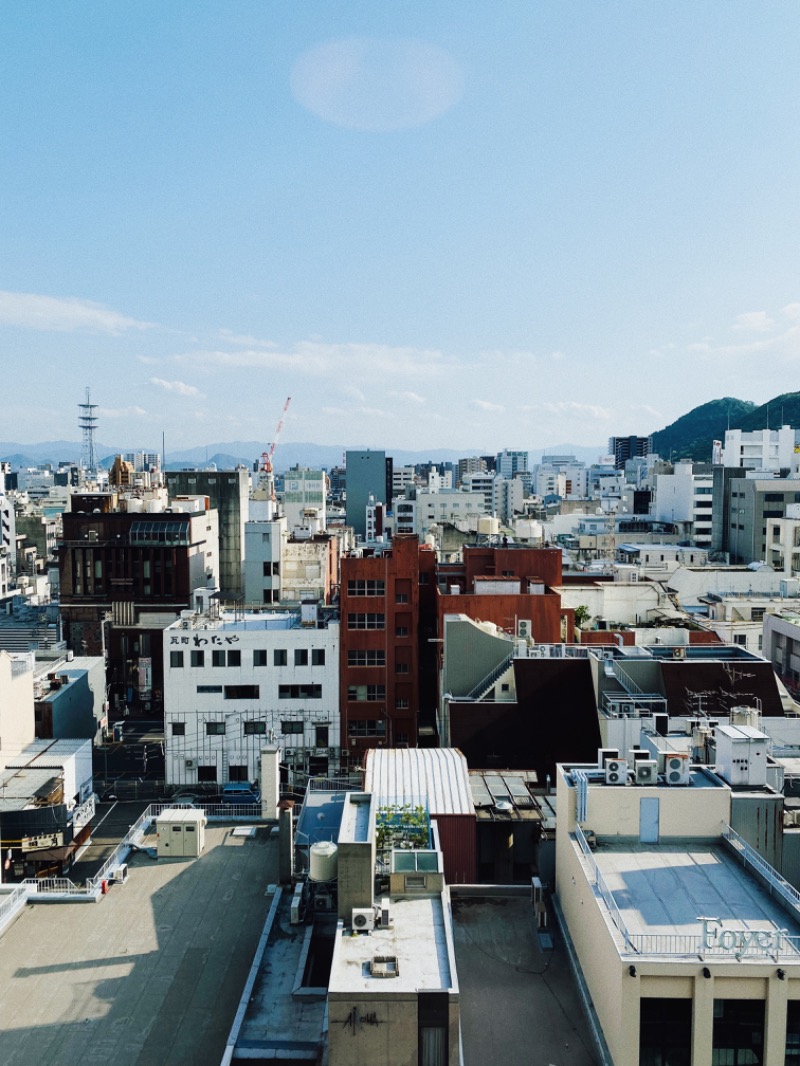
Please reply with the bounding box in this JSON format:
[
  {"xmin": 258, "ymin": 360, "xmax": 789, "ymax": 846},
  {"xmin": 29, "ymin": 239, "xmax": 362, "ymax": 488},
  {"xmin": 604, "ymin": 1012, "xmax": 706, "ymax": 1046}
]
[
  {"xmin": 171, "ymin": 722, "xmax": 186, "ymax": 736},
  {"xmin": 198, "ymin": 765, "xmax": 217, "ymax": 782},
  {"xmin": 396, "ymin": 593, "xmax": 409, "ymax": 603},
  {"xmin": 347, "ymin": 579, "xmax": 385, "ymax": 596},
  {"xmin": 348, "ymin": 649, "xmax": 386, "ymax": 666},
  {"xmin": 206, "ymin": 721, "xmax": 226, "ymax": 735},
  {"xmin": 396, "ymin": 662, "xmax": 409, "ymax": 674},
  {"xmin": 347, "ymin": 613, "xmax": 385, "ymax": 629},
  {"xmin": 315, "ymin": 725, "xmax": 329, "ymax": 747},
  {"xmin": 396, "ymin": 698, "xmax": 409, "ymax": 709},
  {"xmin": 212, "ymin": 649, "xmax": 225, "ymax": 667},
  {"xmin": 274, "ymin": 649, "xmax": 288, "ymax": 666},
  {"xmin": 395, "ymin": 626, "xmax": 409, "ymax": 638},
  {"xmin": 191, "ymin": 650, "xmax": 205, "ymax": 667},
  {"xmin": 347, "ymin": 685, "xmax": 386, "ymax": 702},
  {"xmin": 734, "ymin": 634, "xmax": 747, "ymax": 646},
  {"xmin": 253, "ymin": 649, "xmax": 268, "ymax": 667},
  {"xmin": 712, "ymin": 999, "xmax": 764, "ymax": 1065},
  {"xmin": 262, "ymin": 561, "xmax": 271, "ymax": 576},
  {"xmin": 244, "ymin": 720, "xmax": 267, "ymax": 735},
  {"xmin": 295, "ymin": 649, "xmax": 309, "ymax": 666},
  {"xmin": 639, "ymin": 999, "xmax": 692, "ymax": 1066},
  {"xmin": 279, "ymin": 683, "xmax": 322, "ymax": 699},
  {"xmin": 282, "ymin": 720, "xmax": 304, "ymax": 735},
  {"xmin": 228, "ymin": 764, "xmax": 248, "ymax": 782},
  {"xmin": 347, "ymin": 719, "xmax": 386, "ymax": 737},
  {"xmin": 170, "ymin": 651, "xmax": 184, "ymax": 668},
  {"xmin": 224, "ymin": 685, "xmax": 260, "ymax": 699},
  {"xmin": 196, "ymin": 685, "xmax": 222, "ymax": 694},
  {"xmin": 312, "ymin": 649, "xmax": 325, "ymax": 666},
  {"xmin": 225, "ymin": 649, "xmax": 239, "ymax": 667},
  {"xmin": 751, "ymin": 608, "xmax": 765, "ymax": 621}
]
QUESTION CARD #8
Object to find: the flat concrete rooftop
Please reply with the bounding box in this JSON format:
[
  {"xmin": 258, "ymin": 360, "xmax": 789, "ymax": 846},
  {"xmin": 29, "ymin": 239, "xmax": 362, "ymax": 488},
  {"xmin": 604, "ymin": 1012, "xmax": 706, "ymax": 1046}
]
[
  {"xmin": 0, "ymin": 823, "xmax": 277, "ymax": 1066},
  {"xmin": 329, "ymin": 895, "xmax": 454, "ymax": 995},
  {"xmin": 595, "ymin": 841, "xmax": 800, "ymax": 940}
]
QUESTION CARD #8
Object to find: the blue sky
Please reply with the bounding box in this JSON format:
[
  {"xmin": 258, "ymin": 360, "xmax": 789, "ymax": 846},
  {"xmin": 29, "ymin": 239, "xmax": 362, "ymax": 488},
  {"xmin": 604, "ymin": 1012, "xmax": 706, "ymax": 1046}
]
[{"xmin": 1, "ymin": 2, "xmax": 799, "ymax": 454}]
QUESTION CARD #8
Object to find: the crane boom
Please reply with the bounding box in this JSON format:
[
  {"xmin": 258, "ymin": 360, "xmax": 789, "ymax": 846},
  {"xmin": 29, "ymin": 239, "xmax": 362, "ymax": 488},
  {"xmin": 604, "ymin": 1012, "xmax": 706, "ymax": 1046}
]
[{"xmin": 260, "ymin": 396, "xmax": 291, "ymax": 474}]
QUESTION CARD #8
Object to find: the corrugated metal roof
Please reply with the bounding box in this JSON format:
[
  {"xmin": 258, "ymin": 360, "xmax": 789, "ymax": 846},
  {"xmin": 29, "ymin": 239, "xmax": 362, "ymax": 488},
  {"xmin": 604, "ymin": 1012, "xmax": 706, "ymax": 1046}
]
[{"xmin": 365, "ymin": 748, "xmax": 473, "ymax": 815}]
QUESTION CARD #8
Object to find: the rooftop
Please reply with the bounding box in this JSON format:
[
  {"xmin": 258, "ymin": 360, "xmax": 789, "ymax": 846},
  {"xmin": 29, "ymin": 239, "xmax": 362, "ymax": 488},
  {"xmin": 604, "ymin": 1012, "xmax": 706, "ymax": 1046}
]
[
  {"xmin": 593, "ymin": 840, "xmax": 800, "ymax": 950},
  {"xmin": 329, "ymin": 895, "xmax": 455, "ymax": 996},
  {"xmin": 0, "ymin": 822, "xmax": 276, "ymax": 1066}
]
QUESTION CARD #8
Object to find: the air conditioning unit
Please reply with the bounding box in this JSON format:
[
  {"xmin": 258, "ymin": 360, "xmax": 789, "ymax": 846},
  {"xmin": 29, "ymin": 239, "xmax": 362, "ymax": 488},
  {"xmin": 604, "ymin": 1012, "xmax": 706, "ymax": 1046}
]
[
  {"xmin": 598, "ymin": 747, "xmax": 620, "ymax": 769},
  {"xmin": 531, "ymin": 876, "xmax": 547, "ymax": 929},
  {"xmin": 635, "ymin": 760, "xmax": 658, "ymax": 785},
  {"xmin": 617, "ymin": 701, "xmax": 635, "ymax": 718},
  {"xmin": 665, "ymin": 752, "xmax": 691, "ymax": 785},
  {"xmin": 352, "ymin": 907, "xmax": 375, "ymax": 932},
  {"xmin": 314, "ymin": 748, "xmax": 329, "ymax": 757},
  {"xmin": 290, "ymin": 883, "xmax": 306, "ymax": 925},
  {"xmin": 605, "ymin": 759, "xmax": 628, "ymax": 785},
  {"xmin": 185, "ymin": 758, "xmax": 196, "ymax": 769},
  {"xmin": 380, "ymin": 897, "xmax": 391, "ymax": 928},
  {"xmin": 517, "ymin": 619, "xmax": 532, "ymax": 639},
  {"xmin": 672, "ymin": 646, "xmax": 686, "ymax": 660}
]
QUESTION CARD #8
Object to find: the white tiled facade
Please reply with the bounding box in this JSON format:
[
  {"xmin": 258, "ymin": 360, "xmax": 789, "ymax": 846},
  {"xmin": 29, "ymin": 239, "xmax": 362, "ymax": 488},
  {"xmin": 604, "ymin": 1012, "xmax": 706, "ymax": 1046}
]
[{"xmin": 163, "ymin": 610, "xmax": 340, "ymax": 787}]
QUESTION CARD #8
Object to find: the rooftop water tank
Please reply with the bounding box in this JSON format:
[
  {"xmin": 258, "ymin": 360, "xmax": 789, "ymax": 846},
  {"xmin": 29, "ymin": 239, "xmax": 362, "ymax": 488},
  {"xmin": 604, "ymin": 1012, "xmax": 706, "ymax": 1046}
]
[{"xmin": 309, "ymin": 840, "xmax": 338, "ymax": 882}]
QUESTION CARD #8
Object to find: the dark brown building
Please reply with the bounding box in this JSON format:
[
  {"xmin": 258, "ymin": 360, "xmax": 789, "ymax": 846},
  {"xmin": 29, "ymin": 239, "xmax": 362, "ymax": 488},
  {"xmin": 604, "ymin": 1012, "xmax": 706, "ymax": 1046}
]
[{"xmin": 59, "ymin": 494, "xmax": 219, "ymax": 718}]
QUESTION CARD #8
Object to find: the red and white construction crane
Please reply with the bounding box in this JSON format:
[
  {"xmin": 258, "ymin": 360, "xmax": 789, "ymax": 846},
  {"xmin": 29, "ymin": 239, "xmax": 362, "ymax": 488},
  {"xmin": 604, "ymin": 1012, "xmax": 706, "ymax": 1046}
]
[{"xmin": 260, "ymin": 394, "xmax": 292, "ymax": 477}]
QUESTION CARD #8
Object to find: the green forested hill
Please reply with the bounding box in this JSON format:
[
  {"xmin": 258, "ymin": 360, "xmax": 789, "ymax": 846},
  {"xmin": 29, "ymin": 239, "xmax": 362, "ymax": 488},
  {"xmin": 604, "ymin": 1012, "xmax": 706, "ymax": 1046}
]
[{"xmin": 650, "ymin": 398, "xmax": 756, "ymax": 461}]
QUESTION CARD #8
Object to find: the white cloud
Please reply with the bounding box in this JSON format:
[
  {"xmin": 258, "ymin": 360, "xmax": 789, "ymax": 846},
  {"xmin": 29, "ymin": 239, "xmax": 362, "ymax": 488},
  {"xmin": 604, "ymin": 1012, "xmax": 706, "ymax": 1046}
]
[
  {"xmin": 630, "ymin": 404, "xmax": 663, "ymax": 420},
  {"xmin": 0, "ymin": 291, "xmax": 152, "ymax": 333},
  {"xmin": 175, "ymin": 340, "xmax": 448, "ymax": 379},
  {"xmin": 102, "ymin": 405, "xmax": 147, "ymax": 419},
  {"xmin": 149, "ymin": 377, "xmax": 204, "ymax": 398},
  {"xmin": 733, "ymin": 311, "xmax": 774, "ymax": 333},
  {"xmin": 217, "ymin": 328, "xmax": 276, "ymax": 348},
  {"xmin": 392, "ymin": 390, "xmax": 426, "ymax": 404},
  {"xmin": 783, "ymin": 302, "xmax": 800, "ymax": 321},
  {"xmin": 540, "ymin": 401, "xmax": 613, "ymax": 420},
  {"xmin": 472, "ymin": 399, "xmax": 505, "ymax": 413}
]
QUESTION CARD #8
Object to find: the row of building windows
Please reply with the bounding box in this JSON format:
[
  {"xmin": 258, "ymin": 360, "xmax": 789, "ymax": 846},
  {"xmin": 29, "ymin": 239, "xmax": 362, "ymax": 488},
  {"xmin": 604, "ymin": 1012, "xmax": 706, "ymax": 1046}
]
[
  {"xmin": 171, "ymin": 720, "xmax": 330, "ymax": 739},
  {"xmin": 171, "ymin": 648, "xmax": 326, "ymax": 668},
  {"xmin": 347, "ymin": 580, "xmax": 385, "ymax": 596}
]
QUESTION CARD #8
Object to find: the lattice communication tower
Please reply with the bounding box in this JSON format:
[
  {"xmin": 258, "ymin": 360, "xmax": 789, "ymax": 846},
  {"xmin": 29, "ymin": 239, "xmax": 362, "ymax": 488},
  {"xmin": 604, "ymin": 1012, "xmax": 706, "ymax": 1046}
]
[{"xmin": 79, "ymin": 387, "xmax": 98, "ymax": 479}]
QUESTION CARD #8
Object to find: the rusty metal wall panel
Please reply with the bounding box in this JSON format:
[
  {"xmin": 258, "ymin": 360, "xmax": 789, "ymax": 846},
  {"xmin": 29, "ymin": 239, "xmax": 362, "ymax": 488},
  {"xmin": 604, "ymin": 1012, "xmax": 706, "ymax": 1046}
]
[{"xmin": 432, "ymin": 814, "xmax": 477, "ymax": 884}]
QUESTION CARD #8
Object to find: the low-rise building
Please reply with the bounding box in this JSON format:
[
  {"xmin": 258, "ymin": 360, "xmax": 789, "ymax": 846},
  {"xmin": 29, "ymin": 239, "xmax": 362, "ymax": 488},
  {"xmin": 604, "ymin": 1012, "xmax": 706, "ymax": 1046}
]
[
  {"xmin": 557, "ymin": 744, "xmax": 800, "ymax": 1065},
  {"xmin": 163, "ymin": 603, "xmax": 340, "ymax": 786}
]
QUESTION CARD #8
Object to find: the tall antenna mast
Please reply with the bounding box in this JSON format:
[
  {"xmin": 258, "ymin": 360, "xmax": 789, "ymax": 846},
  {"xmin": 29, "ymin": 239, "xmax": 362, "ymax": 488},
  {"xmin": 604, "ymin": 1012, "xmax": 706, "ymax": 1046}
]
[{"xmin": 79, "ymin": 386, "xmax": 98, "ymax": 482}]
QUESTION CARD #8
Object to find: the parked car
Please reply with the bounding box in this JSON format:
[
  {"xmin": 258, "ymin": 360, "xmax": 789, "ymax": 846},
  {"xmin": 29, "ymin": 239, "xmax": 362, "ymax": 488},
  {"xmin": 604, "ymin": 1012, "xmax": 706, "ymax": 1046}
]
[{"xmin": 221, "ymin": 782, "xmax": 261, "ymax": 806}]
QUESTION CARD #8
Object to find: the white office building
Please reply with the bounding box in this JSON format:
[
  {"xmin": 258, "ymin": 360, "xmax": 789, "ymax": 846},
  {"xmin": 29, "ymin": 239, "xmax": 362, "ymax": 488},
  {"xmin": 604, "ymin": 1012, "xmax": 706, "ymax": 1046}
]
[
  {"xmin": 653, "ymin": 462, "xmax": 714, "ymax": 546},
  {"xmin": 163, "ymin": 605, "xmax": 340, "ymax": 787},
  {"xmin": 721, "ymin": 426, "xmax": 799, "ymax": 473}
]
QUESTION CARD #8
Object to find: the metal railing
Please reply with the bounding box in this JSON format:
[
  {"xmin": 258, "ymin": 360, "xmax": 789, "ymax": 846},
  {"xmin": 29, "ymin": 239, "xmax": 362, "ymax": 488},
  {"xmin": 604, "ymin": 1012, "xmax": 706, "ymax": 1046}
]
[
  {"xmin": 721, "ymin": 824, "xmax": 800, "ymax": 914},
  {"xmin": 465, "ymin": 654, "xmax": 514, "ymax": 700},
  {"xmin": 573, "ymin": 825, "xmax": 800, "ymax": 960}
]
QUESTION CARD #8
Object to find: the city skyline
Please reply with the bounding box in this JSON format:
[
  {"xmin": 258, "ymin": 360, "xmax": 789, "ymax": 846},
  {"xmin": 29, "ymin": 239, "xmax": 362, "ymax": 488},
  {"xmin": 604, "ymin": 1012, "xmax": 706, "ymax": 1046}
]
[{"xmin": 2, "ymin": 3, "xmax": 799, "ymax": 450}]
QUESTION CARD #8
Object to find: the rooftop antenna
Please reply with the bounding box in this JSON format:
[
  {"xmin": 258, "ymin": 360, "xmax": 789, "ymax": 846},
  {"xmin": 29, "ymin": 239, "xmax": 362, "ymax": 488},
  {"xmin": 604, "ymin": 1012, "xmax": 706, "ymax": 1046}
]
[{"xmin": 79, "ymin": 387, "xmax": 98, "ymax": 482}]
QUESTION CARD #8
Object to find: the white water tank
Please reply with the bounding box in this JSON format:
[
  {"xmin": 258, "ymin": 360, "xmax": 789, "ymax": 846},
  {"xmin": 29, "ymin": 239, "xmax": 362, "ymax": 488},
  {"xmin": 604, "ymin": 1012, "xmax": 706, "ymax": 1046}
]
[
  {"xmin": 478, "ymin": 516, "xmax": 499, "ymax": 536},
  {"xmin": 309, "ymin": 840, "xmax": 338, "ymax": 882}
]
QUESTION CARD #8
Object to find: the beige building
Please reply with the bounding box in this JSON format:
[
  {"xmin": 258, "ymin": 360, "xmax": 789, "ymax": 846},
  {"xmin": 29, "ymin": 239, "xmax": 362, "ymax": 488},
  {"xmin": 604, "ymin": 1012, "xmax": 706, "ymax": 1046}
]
[{"xmin": 556, "ymin": 755, "xmax": 800, "ymax": 1065}]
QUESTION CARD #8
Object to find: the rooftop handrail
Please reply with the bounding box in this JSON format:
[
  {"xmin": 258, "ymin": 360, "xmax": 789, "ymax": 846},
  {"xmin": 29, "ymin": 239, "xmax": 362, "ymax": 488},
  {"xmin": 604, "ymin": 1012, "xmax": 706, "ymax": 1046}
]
[
  {"xmin": 465, "ymin": 654, "xmax": 514, "ymax": 700},
  {"xmin": 721, "ymin": 823, "xmax": 800, "ymax": 913}
]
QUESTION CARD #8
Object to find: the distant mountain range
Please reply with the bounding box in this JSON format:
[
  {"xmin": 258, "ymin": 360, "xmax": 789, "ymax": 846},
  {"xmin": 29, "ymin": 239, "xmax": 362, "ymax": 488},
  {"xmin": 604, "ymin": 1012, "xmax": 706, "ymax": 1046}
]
[
  {"xmin": 3, "ymin": 392, "xmax": 799, "ymax": 471},
  {"xmin": 0, "ymin": 439, "xmax": 607, "ymax": 472}
]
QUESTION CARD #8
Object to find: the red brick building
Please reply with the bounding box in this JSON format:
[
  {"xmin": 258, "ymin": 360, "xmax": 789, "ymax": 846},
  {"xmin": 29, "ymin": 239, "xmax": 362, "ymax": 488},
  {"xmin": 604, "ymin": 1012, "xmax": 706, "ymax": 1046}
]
[
  {"xmin": 437, "ymin": 545, "xmax": 570, "ymax": 644},
  {"xmin": 339, "ymin": 534, "xmax": 436, "ymax": 762}
]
